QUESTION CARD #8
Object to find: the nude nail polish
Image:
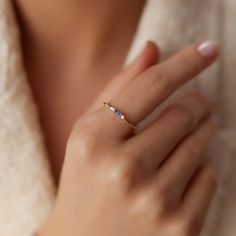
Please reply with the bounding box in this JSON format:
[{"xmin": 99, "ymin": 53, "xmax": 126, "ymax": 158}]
[{"xmin": 197, "ymin": 41, "xmax": 218, "ymax": 58}]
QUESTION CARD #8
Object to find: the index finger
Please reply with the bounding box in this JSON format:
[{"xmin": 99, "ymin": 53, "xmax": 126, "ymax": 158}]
[{"xmin": 108, "ymin": 41, "xmax": 218, "ymax": 133}]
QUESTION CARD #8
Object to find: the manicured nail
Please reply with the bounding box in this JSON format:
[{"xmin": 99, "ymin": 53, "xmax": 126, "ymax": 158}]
[{"xmin": 197, "ymin": 41, "xmax": 218, "ymax": 58}]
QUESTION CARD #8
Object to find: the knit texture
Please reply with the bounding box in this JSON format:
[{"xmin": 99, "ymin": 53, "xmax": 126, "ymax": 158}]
[
  {"xmin": 0, "ymin": 0, "xmax": 236, "ymax": 235},
  {"xmin": 0, "ymin": 1, "xmax": 55, "ymax": 235}
]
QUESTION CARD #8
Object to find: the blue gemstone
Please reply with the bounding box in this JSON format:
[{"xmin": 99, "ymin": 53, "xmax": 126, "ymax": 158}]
[{"xmin": 115, "ymin": 110, "xmax": 121, "ymax": 116}]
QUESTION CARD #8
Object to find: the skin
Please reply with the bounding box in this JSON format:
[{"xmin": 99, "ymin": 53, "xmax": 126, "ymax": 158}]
[
  {"xmin": 14, "ymin": 1, "xmax": 219, "ymax": 235},
  {"xmin": 15, "ymin": 0, "xmax": 146, "ymax": 181},
  {"xmin": 39, "ymin": 43, "xmax": 219, "ymax": 236}
]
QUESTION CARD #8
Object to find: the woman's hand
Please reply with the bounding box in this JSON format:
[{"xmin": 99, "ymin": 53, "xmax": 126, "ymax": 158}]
[{"xmin": 39, "ymin": 41, "xmax": 219, "ymax": 236}]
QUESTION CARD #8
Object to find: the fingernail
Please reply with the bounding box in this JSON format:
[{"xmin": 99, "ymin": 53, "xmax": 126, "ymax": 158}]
[{"xmin": 197, "ymin": 41, "xmax": 218, "ymax": 58}]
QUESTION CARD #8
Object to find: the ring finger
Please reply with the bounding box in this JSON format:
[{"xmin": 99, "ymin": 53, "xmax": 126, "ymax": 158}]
[{"xmin": 97, "ymin": 42, "xmax": 218, "ymax": 137}]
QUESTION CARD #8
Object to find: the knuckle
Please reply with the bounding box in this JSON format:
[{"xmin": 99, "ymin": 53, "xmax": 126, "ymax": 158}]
[
  {"xmin": 107, "ymin": 162, "xmax": 129, "ymax": 184},
  {"xmin": 139, "ymin": 68, "xmax": 168, "ymax": 96},
  {"xmin": 105, "ymin": 159, "xmax": 136, "ymax": 193},
  {"xmin": 67, "ymin": 124, "xmax": 100, "ymax": 159},
  {"xmin": 131, "ymin": 189, "xmax": 157, "ymax": 218}
]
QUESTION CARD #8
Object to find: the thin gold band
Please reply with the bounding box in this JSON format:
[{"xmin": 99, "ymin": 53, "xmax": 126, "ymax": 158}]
[{"xmin": 103, "ymin": 102, "xmax": 137, "ymax": 131}]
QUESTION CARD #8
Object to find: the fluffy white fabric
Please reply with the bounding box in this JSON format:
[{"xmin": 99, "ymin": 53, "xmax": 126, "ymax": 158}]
[
  {"xmin": 0, "ymin": 1, "xmax": 55, "ymax": 235},
  {"xmin": 0, "ymin": 0, "xmax": 235, "ymax": 235}
]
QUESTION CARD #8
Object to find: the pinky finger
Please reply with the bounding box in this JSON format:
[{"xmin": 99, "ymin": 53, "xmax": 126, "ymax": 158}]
[{"xmin": 179, "ymin": 163, "xmax": 218, "ymax": 234}]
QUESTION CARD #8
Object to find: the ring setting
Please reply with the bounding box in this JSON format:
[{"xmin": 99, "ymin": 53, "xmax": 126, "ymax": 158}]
[{"xmin": 103, "ymin": 102, "xmax": 137, "ymax": 131}]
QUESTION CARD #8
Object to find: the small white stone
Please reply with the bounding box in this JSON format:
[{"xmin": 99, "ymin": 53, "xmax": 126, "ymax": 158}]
[
  {"xmin": 120, "ymin": 115, "xmax": 125, "ymax": 120},
  {"xmin": 110, "ymin": 107, "xmax": 115, "ymax": 112}
]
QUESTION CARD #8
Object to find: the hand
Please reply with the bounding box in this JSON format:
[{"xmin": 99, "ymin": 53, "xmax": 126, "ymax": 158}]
[{"xmin": 39, "ymin": 41, "xmax": 219, "ymax": 236}]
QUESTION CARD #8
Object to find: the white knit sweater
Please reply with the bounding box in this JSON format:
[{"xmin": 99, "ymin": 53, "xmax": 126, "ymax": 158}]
[{"xmin": 0, "ymin": 0, "xmax": 236, "ymax": 235}]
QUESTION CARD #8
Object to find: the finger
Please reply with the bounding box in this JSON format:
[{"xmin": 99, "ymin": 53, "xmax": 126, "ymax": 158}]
[
  {"xmin": 120, "ymin": 41, "xmax": 160, "ymax": 82},
  {"xmin": 87, "ymin": 41, "xmax": 159, "ymax": 114},
  {"xmin": 107, "ymin": 41, "xmax": 218, "ymax": 135},
  {"xmin": 179, "ymin": 163, "xmax": 218, "ymax": 234},
  {"xmin": 126, "ymin": 92, "xmax": 212, "ymax": 171},
  {"xmin": 155, "ymin": 116, "xmax": 218, "ymax": 203},
  {"xmin": 102, "ymin": 41, "xmax": 160, "ymax": 99}
]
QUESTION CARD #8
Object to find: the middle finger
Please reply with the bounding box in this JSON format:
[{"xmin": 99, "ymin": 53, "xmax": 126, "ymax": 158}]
[{"xmin": 125, "ymin": 92, "xmax": 212, "ymax": 171}]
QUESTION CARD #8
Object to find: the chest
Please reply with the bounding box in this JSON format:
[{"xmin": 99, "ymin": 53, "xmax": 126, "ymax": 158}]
[{"xmin": 26, "ymin": 39, "xmax": 134, "ymax": 183}]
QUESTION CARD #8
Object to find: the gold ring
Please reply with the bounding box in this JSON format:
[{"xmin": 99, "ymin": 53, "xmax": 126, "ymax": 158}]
[{"xmin": 103, "ymin": 102, "xmax": 137, "ymax": 131}]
